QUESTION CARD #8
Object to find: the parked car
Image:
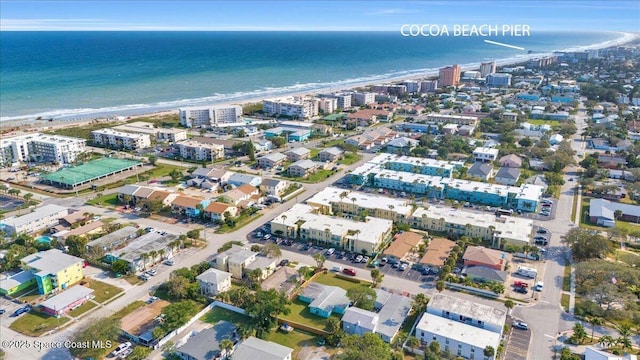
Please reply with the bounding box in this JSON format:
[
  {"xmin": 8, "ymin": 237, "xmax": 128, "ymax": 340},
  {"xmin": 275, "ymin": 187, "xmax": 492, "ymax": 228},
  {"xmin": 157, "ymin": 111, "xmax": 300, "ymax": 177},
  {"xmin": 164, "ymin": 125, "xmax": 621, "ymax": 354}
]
[
  {"xmin": 164, "ymin": 259, "xmax": 174, "ymax": 266},
  {"xmin": 0, "ymin": 309, "xmax": 5, "ymax": 315},
  {"xmin": 118, "ymin": 348, "xmax": 133, "ymax": 359},
  {"xmin": 139, "ymin": 274, "xmax": 151, "ymax": 281},
  {"xmin": 513, "ymin": 321, "xmax": 529, "ymax": 330},
  {"xmin": 513, "ymin": 281, "xmax": 529, "ymax": 288},
  {"xmin": 514, "ymin": 287, "xmax": 528, "ymax": 294},
  {"xmin": 343, "ymin": 268, "xmax": 357, "ymax": 276},
  {"xmin": 146, "ymin": 269, "xmax": 157, "ymax": 276},
  {"xmin": 279, "ymin": 259, "xmax": 290, "ymax": 267},
  {"xmin": 146, "ymin": 296, "xmax": 158, "ymax": 304},
  {"xmin": 111, "ymin": 342, "xmax": 133, "ymax": 357},
  {"xmin": 398, "ymin": 263, "xmax": 408, "ymax": 271},
  {"xmin": 354, "ymin": 255, "xmax": 363, "ymax": 263},
  {"xmin": 326, "ymin": 248, "xmax": 335, "ymax": 256},
  {"xmin": 263, "ymin": 234, "xmax": 271, "ymax": 241},
  {"xmin": 536, "ymin": 229, "xmax": 548, "ymax": 234}
]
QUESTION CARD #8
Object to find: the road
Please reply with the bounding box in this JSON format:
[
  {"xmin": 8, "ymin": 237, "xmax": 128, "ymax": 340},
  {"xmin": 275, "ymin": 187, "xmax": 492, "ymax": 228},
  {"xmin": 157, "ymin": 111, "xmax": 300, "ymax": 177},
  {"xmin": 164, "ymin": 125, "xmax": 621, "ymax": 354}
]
[{"xmin": 0, "ymin": 152, "xmax": 374, "ymax": 360}]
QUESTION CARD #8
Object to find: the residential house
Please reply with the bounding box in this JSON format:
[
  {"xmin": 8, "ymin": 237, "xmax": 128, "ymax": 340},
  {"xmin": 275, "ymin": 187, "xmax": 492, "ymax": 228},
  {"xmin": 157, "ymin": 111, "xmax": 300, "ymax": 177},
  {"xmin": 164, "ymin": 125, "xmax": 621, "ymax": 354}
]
[
  {"xmin": 39, "ymin": 285, "xmax": 94, "ymax": 317},
  {"xmin": 549, "ymin": 134, "xmax": 564, "ymax": 145},
  {"xmin": 227, "ymin": 173, "xmax": 262, "ymax": 188},
  {"xmin": 473, "ymin": 147, "xmax": 499, "ymax": 162},
  {"xmin": 498, "ymin": 154, "xmax": 523, "ymax": 168},
  {"xmin": 1, "ymin": 204, "xmax": 68, "ymax": 235},
  {"xmin": 288, "ymin": 159, "xmax": 318, "ymax": 178},
  {"xmin": 285, "ymin": 147, "xmax": 311, "ymax": 162},
  {"xmin": 233, "ymin": 336, "xmax": 293, "ymax": 360},
  {"xmin": 258, "ymin": 153, "xmax": 287, "ymax": 169},
  {"xmin": 467, "ymin": 162, "xmax": 495, "ymax": 181},
  {"xmin": 462, "ymin": 265, "xmax": 508, "ymax": 284},
  {"xmin": 173, "ymin": 320, "xmax": 238, "ymax": 359},
  {"xmin": 87, "ymin": 226, "xmax": 138, "ymax": 254},
  {"xmin": 261, "ymin": 178, "xmax": 288, "ymax": 197},
  {"xmin": 347, "ymin": 109, "xmax": 393, "ymax": 126},
  {"xmin": 220, "ymin": 185, "xmax": 259, "ymax": 207},
  {"xmin": 341, "ymin": 289, "xmax": 412, "ymax": 343},
  {"xmin": 463, "ymin": 246, "xmax": 512, "ymax": 271},
  {"xmin": 20, "ymin": 249, "xmax": 84, "ymax": 295},
  {"xmin": 211, "ymin": 245, "xmax": 257, "ymax": 279},
  {"xmin": 171, "ymin": 196, "xmax": 208, "ymax": 218},
  {"xmin": 494, "ymin": 167, "xmax": 521, "ymax": 186},
  {"xmin": 597, "ymin": 155, "xmax": 628, "ymax": 169},
  {"xmin": 419, "ymin": 238, "xmax": 456, "ymax": 269},
  {"xmin": 345, "ymin": 127, "xmax": 397, "ymax": 150},
  {"xmin": 385, "ymin": 137, "xmax": 419, "ymax": 154},
  {"xmin": 589, "ymin": 198, "xmax": 640, "ymax": 227},
  {"xmin": 105, "ymin": 231, "xmax": 177, "ymax": 273},
  {"xmin": 318, "ymin": 147, "xmax": 344, "ymax": 162},
  {"xmin": 254, "ymin": 139, "xmax": 273, "ymax": 152},
  {"xmin": 196, "ymin": 268, "xmax": 232, "ymax": 296},
  {"xmin": 584, "ymin": 346, "xmax": 638, "ymax": 360},
  {"xmin": 205, "ymin": 202, "xmax": 238, "ymax": 222},
  {"xmin": 192, "ymin": 166, "xmax": 232, "ymax": 184},
  {"xmin": 299, "ymin": 283, "xmax": 349, "ymax": 318},
  {"xmin": 244, "ymin": 256, "xmax": 278, "ymax": 280},
  {"xmin": 0, "ymin": 271, "xmax": 37, "ymax": 296}
]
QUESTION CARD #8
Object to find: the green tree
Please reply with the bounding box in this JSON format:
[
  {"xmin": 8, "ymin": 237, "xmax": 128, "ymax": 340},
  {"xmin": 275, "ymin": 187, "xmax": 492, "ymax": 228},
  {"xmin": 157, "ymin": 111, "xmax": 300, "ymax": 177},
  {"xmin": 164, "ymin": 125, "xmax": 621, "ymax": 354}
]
[
  {"xmin": 166, "ymin": 275, "xmax": 190, "ymax": 299},
  {"xmin": 561, "ymin": 228, "xmax": 612, "ymax": 261},
  {"xmin": 111, "ymin": 259, "xmax": 129, "ymax": 275},
  {"xmin": 161, "ymin": 300, "xmax": 200, "ymax": 331},
  {"xmin": 186, "ymin": 229, "xmax": 201, "ymax": 240},
  {"xmin": 346, "ymin": 286, "xmax": 376, "ymax": 311},
  {"xmin": 246, "ymin": 141, "xmax": 256, "ymax": 161},
  {"xmin": 312, "ymin": 253, "xmax": 326, "ymax": 269},
  {"xmin": 261, "ymin": 243, "xmax": 282, "ymax": 259},
  {"xmin": 504, "ymin": 299, "xmax": 515, "ymax": 313},
  {"xmin": 169, "ymin": 168, "xmax": 183, "ymax": 182},
  {"xmin": 148, "ymin": 154, "xmax": 157, "ymax": 165},
  {"xmin": 484, "ymin": 345, "xmax": 495, "ymax": 357},
  {"xmin": 586, "ymin": 316, "xmax": 603, "ymax": 341},
  {"xmin": 436, "ymin": 280, "xmax": 446, "ymax": 292},
  {"xmin": 69, "ymin": 317, "xmax": 120, "ymax": 359},
  {"xmin": 244, "ymin": 289, "xmax": 291, "ymax": 338},
  {"xmin": 66, "ymin": 235, "xmax": 88, "ymax": 257},
  {"xmin": 271, "ymin": 136, "xmax": 286, "ymax": 148},
  {"xmin": 570, "ymin": 322, "xmax": 588, "ymax": 344},
  {"xmin": 406, "ymin": 336, "xmax": 420, "ymax": 354},
  {"xmin": 370, "ymin": 269, "xmax": 383, "ymax": 288},
  {"xmin": 138, "ymin": 198, "xmax": 164, "ymax": 214},
  {"xmin": 412, "ymin": 293, "xmax": 429, "ymax": 315},
  {"xmin": 23, "ymin": 193, "xmax": 33, "ymax": 202},
  {"xmin": 428, "ymin": 341, "xmax": 441, "ymax": 355},
  {"xmin": 326, "ymin": 317, "xmax": 344, "ymax": 346},
  {"xmin": 338, "ymin": 333, "xmax": 392, "ymax": 360},
  {"xmin": 219, "ymin": 339, "xmax": 234, "ymax": 357}
]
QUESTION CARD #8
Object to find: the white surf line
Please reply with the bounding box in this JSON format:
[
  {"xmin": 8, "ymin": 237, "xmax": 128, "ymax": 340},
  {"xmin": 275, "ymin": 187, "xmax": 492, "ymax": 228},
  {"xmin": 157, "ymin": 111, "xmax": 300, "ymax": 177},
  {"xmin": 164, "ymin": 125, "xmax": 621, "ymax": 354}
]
[{"xmin": 484, "ymin": 39, "xmax": 525, "ymax": 51}]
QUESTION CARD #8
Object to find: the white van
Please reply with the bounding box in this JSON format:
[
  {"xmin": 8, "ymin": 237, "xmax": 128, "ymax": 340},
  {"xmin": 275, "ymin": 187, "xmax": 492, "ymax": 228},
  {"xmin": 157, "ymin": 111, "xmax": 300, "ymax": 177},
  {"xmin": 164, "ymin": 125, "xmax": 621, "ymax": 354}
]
[
  {"xmin": 535, "ymin": 281, "xmax": 544, "ymax": 292},
  {"xmin": 111, "ymin": 342, "xmax": 132, "ymax": 357}
]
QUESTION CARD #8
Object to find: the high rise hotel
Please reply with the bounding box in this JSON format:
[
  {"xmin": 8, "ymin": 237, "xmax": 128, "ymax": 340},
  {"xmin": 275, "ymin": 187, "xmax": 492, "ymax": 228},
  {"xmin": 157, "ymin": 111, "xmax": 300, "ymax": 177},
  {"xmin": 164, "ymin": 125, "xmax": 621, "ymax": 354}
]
[{"xmin": 439, "ymin": 64, "xmax": 461, "ymax": 87}]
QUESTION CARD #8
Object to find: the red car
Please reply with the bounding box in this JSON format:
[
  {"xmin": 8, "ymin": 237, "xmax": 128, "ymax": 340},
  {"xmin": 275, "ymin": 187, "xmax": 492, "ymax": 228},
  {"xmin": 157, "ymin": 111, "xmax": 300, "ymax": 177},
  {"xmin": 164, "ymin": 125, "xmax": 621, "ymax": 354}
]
[
  {"xmin": 343, "ymin": 268, "xmax": 357, "ymax": 276},
  {"xmin": 513, "ymin": 281, "xmax": 529, "ymax": 288}
]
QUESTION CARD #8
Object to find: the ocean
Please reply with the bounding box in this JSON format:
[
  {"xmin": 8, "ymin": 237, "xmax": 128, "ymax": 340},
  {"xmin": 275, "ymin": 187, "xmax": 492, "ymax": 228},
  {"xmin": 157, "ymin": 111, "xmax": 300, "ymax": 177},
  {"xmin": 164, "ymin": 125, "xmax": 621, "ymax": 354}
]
[{"xmin": 0, "ymin": 31, "xmax": 627, "ymax": 122}]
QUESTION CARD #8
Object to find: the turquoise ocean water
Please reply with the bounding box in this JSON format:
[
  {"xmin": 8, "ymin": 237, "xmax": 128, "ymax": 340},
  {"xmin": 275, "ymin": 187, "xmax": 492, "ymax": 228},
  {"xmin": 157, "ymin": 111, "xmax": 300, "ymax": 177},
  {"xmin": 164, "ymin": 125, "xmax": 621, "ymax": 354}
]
[{"xmin": 0, "ymin": 31, "xmax": 624, "ymax": 121}]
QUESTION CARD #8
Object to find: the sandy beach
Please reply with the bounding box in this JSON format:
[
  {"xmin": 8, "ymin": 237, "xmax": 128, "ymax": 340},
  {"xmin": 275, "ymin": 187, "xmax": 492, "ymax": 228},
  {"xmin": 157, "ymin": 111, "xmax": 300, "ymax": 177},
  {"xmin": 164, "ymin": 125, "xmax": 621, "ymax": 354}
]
[{"xmin": 2, "ymin": 31, "xmax": 637, "ymax": 134}]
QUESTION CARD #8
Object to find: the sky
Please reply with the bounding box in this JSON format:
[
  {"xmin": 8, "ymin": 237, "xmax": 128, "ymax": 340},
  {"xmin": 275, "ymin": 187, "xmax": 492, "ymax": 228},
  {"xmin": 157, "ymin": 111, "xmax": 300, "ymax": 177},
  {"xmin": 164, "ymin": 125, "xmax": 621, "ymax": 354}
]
[{"xmin": 1, "ymin": 0, "xmax": 639, "ymax": 32}]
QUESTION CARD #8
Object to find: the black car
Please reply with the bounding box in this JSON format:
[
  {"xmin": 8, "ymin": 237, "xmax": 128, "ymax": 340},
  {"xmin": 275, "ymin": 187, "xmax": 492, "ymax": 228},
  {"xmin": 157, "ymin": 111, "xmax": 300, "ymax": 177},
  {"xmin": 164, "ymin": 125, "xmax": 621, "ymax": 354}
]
[
  {"xmin": 279, "ymin": 259, "xmax": 290, "ymax": 267},
  {"xmin": 0, "ymin": 309, "xmax": 5, "ymax": 315},
  {"xmin": 536, "ymin": 229, "xmax": 548, "ymax": 234},
  {"xmin": 302, "ymin": 244, "xmax": 310, "ymax": 251},
  {"xmin": 12, "ymin": 306, "xmax": 30, "ymax": 317},
  {"xmin": 514, "ymin": 287, "xmax": 528, "ymax": 294}
]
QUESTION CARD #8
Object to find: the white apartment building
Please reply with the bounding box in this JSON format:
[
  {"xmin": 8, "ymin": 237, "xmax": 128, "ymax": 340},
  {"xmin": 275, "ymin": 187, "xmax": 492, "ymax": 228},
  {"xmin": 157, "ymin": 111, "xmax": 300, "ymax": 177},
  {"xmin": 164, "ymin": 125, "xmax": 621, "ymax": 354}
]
[
  {"xmin": 1, "ymin": 204, "xmax": 69, "ymax": 235},
  {"xmin": 424, "ymin": 113, "xmax": 478, "ymax": 125},
  {"xmin": 178, "ymin": 141, "xmax": 225, "ymax": 161},
  {"xmin": 156, "ymin": 128, "xmax": 188, "ymax": 143},
  {"xmin": 318, "ymin": 97, "xmax": 338, "ymax": 114},
  {"xmin": 415, "ymin": 294, "xmax": 506, "ymax": 360},
  {"xmin": 263, "ymin": 97, "xmax": 319, "ymax": 119},
  {"xmin": 480, "ymin": 61, "xmax": 496, "ymax": 78},
  {"xmin": 473, "ymin": 147, "xmax": 500, "ymax": 162},
  {"xmin": 403, "ymin": 80, "xmax": 421, "ymax": 93},
  {"xmin": 0, "ymin": 133, "xmax": 87, "ymax": 167},
  {"xmin": 196, "ymin": 268, "xmax": 232, "ymax": 296},
  {"xmin": 179, "ymin": 105, "xmax": 243, "ymax": 128},
  {"xmin": 332, "ymin": 93, "xmax": 352, "ymax": 109},
  {"xmin": 113, "ymin": 121, "xmax": 187, "ymax": 143},
  {"xmin": 91, "ymin": 129, "xmax": 151, "ymax": 150},
  {"xmin": 420, "ymin": 80, "xmax": 438, "ymax": 93},
  {"xmin": 352, "ymin": 92, "xmax": 376, "ymax": 106},
  {"xmin": 270, "ymin": 204, "xmax": 393, "ymax": 255}
]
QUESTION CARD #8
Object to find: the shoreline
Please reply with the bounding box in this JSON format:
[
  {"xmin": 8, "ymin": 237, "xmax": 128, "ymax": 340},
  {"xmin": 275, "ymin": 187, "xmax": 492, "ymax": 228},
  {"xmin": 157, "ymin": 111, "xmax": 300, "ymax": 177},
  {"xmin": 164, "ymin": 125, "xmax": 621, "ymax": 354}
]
[{"xmin": 1, "ymin": 31, "xmax": 637, "ymax": 132}]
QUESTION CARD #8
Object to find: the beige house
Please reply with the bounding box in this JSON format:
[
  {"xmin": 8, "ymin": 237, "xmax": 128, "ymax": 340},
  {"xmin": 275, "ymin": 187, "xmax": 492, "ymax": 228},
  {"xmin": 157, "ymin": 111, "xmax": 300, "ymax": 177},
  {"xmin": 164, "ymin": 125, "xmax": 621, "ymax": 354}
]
[
  {"xmin": 211, "ymin": 245, "xmax": 258, "ymax": 279},
  {"xmin": 196, "ymin": 268, "xmax": 232, "ymax": 296},
  {"xmin": 205, "ymin": 202, "xmax": 238, "ymax": 222},
  {"xmin": 261, "ymin": 178, "xmax": 288, "ymax": 197},
  {"xmin": 288, "ymin": 159, "xmax": 318, "ymax": 177}
]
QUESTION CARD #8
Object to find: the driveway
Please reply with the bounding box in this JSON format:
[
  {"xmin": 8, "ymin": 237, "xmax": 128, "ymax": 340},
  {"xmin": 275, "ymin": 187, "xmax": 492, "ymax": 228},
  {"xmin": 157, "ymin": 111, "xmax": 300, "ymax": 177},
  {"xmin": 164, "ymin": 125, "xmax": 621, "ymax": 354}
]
[{"xmin": 503, "ymin": 316, "xmax": 532, "ymax": 360}]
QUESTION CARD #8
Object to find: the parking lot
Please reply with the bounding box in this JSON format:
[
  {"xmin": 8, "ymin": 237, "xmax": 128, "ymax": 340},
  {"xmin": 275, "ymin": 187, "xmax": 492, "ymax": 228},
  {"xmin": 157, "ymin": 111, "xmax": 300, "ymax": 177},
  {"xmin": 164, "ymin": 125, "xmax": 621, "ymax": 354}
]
[
  {"xmin": 504, "ymin": 316, "xmax": 532, "ymax": 360},
  {"xmin": 0, "ymin": 297, "xmax": 29, "ymax": 325}
]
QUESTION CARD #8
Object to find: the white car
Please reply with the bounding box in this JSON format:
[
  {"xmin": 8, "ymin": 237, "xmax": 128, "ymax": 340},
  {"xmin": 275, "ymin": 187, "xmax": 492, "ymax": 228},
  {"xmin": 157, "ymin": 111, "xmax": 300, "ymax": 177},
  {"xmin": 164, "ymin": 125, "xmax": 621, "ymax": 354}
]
[
  {"xmin": 146, "ymin": 269, "xmax": 157, "ymax": 276},
  {"xmin": 111, "ymin": 342, "xmax": 132, "ymax": 357}
]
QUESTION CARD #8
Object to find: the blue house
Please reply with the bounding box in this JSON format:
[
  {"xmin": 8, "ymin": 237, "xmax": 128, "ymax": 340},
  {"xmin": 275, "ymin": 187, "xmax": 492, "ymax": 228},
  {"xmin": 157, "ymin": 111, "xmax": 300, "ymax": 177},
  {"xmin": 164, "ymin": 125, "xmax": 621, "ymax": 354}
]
[
  {"xmin": 397, "ymin": 123, "xmax": 438, "ymax": 134},
  {"xmin": 227, "ymin": 173, "xmax": 263, "ymax": 188},
  {"xmin": 299, "ymin": 283, "xmax": 350, "ymax": 318},
  {"xmin": 289, "ymin": 130, "xmax": 311, "ymax": 142},
  {"xmin": 265, "ymin": 127, "xmax": 285, "ymax": 138},
  {"xmin": 517, "ymin": 94, "xmax": 540, "ymax": 101}
]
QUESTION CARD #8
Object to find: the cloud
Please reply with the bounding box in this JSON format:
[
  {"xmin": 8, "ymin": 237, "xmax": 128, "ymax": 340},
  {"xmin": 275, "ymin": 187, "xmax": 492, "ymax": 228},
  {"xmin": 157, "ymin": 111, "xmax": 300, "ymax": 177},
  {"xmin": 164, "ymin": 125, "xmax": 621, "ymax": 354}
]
[{"xmin": 365, "ymin": 8, "xmax": 420, "ymax": 16}]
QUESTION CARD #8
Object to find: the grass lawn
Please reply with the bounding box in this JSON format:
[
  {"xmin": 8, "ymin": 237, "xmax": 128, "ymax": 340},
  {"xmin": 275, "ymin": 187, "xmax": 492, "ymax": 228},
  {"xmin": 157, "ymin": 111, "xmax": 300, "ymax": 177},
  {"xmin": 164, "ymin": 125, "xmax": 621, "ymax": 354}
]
[
  {"xmin": 110, "ymin": 301, "xmax": 146, "ymax": 321},
  {"xmin": 313, "ymin": 272, "xmax": 373, "ymax": 292},
  {"xmin": 571, "ymin": 188, "xmax": 579, "ymax": 223},
  {"xmin": 201, "ymin": 306, "xmax": 252, "ymax": 326},
  {"xmin": 528, "ymin": 119, "xmax": 561, "ymax": 126},
  {"xmin": 309, "ymin": 148, "xmax": 320, "ymax": 159},
  {"xmin": 561, "ymin": 294, "xmax": 570, "ymax": 312},
  {"xmin": 216, "ymin": 213, "xmax": 263, "ymax": 234},
  {"xmin": 87, "ymin": 193, "xmax": 119, "ymax": 207},
  {"xmin": 84, "ymin": 280, "xmax": 123, "ymax": 304},
  {"xmin": 563, "ymin": 262, "xmax": 572, "ymax": 292},
  {"xmin": 579, "ymin": 200, "xmax": 640, "ymax": 234},
  {"xmin": 319, "ymin": 139, "xmax": 346, "ymax": 148},
  {"xmin": 339, "ymin": 153, "xmax": 361, "ymax": 165},
  {"xmin": 67, "ymin": 301, "xmax": 98, "ymax": 318},
  {"xmin": 281, "ymin": 298, "xmax": 340, "ymax": 330},
  {"xmin": 266, "ymin": 328, "xmax": 322, "ymax": 360},
  {"xmin": 123, "ymin": 274, "xmax": 143, "ymax": 286},
  {"xmin": 45, "ymin": 122, "xmax": 115, "ymax": 140},
  {"xmin": 9, "ymin": 312, "xmax": 70, "ymax": 336},
  {"xmin": 616, "ymin": 250, "xmax": 640, "ymax": 267}
]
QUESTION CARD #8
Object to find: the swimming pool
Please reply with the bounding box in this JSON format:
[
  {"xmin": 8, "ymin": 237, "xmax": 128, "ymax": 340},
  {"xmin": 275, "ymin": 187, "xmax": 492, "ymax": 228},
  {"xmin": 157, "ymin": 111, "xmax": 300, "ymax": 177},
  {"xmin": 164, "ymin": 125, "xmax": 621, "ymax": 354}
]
[{"xmin": 36, "ymin": 236, "xmax": 52, "ymax": 244}]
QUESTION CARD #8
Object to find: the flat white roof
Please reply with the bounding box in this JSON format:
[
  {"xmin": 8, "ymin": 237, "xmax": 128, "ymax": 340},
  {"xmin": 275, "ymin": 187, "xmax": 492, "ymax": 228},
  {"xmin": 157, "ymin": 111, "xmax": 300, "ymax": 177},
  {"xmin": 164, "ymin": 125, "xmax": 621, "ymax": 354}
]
[
  {"xmin": 412, "ymin": 205, "xmax": 533, "ymax": 244},
  {"xmin": 368, "ymin": 153, "xmax": 455, "ymax": 171},
  {"xmin": 473, "ymin": 147, "xmax": 500, "ymax": 155},
  {"xmin": 91, "ymin": 128, "xmax": 149, "ymax": 139},
  {"xmin": 21, "ymin": 249, "xmax": 83, "ymax": 276},
  {"xmin": 40, "ymin": 285, "xmax": 93, "ymax": 310},
  {"xmin": 0, "ymin": 133, "xmax": 85, "ymax": 146},
  {"xmin": 416, "ymin": 312, "xmax": 501, "ymax": 350},
  {"xmin": 1, "ymin": 204, "xmax": 67, "ymax": 229},
  {"xmin": 308, "ymin": 187, "xmax": 412, "ymax": 215}
]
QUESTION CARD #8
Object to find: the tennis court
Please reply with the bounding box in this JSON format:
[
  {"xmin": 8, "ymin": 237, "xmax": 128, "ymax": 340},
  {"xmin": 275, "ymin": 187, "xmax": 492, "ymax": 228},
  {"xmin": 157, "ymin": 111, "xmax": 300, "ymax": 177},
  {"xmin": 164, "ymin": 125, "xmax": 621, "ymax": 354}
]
[{"xmin": 40, "ymin": 158, "xmax": 142, "ymax": 188}]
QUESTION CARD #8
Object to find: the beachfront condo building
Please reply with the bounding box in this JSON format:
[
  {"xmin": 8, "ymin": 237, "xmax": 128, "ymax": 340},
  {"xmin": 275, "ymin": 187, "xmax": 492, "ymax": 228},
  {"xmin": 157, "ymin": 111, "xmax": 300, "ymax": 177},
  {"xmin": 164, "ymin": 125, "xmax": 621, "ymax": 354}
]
[
  {"xmin": 91, "ymin": 129, "xmax": 151, "ymax": 150},
  {"xmin": 0, "ymin": 133, "xmax": 87, "ymax": 167},
  {"xmin": 113, "ymin": 121, "xmax": 188, "ymax": 143},
  {"xmin": 420, "ymin": 80, "xmax": 439, "ymax": 93},
  {"xmin": 480, "ymin": 61, "xmax": 497, "ymax": 77},
  {"xmin": 439, "ymin": 65, "xmax": 461, "ymax": 87},
  {"xmin": 486, "ymin": 73, "xmax": 512, "ymax": 87},
  {"xmin": 263, "ymin": 97, "xmax": 319, "ymax": 119},
  {"xmin": 352, "ymin": 92, "xmax": 376, "ymax": 106},
  {"xmin": 179, "ymin": 105, "xmax": 243, "ymax": 128},
  {"xmin": 318, "ymin": 97, "xmax": 338, "ymax": 114},
  {"xmin": 270, "ymin": 204, "xmax": 393, "ymax": 255},
  {"xmin": 178, "ymin": 140, "xmax": 225, "ymax": 162}
]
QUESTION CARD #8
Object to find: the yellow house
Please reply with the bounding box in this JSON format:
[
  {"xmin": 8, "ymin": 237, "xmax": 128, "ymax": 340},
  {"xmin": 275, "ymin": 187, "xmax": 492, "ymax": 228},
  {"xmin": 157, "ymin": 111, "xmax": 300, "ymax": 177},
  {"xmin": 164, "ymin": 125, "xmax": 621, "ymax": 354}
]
[{"xmin": 20, "ymin": 249, "xmax": 84, "ymax": 295}]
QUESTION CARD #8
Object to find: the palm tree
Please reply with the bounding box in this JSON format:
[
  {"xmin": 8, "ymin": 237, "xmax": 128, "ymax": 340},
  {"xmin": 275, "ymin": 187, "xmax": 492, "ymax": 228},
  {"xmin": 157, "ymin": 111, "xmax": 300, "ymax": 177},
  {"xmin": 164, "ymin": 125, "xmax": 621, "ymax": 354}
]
[
  {"xmin": 219, "ymin": 339, "xmax": 234, "ymax": 359},
  {"xmin": 312, "ymin": 253, "xmax": 326, "ymax": 270},
  {"xmin": 0, "ymin": 184, "xmax": 7, "ymax": 193},
  {"xmin": 139, "ymin": 253, "xmax": 149, "ymax": 271},
  {"xmin": 616, "ymin": 324, "xmax": 632, "ymax": 349},
  {"xmin": 149, "ymin": 250, "xmax": 158, "ymax": 265},
  {"xmin": 436, "ymin": 280, "xmax": 445, "ymax": 292},
  {"xmin": 158, "ymin": 248, "xmax": 166, "ymax": 261},
  {"xmin": 599, "ymin": 335, "xmax": 614, "ymax": 348},
  {"xmin": 585, "ymin": 316, "xmax": 603, "ymax": 341},
  {"xmin": 504, "ymin": 300, "xmax": 515, "ymax": 314},
  {"xmin": 280, "ymin": 214, "xmax": 288, "ymax": 237},
  {"xmin": 405, "ymin": 336, "xmax": 420, "ymax": 354}
]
